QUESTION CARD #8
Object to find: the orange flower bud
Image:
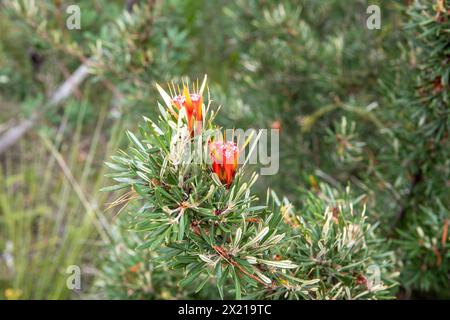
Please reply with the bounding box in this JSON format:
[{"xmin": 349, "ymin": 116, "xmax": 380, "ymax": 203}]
[
  {"xmin": 271, "ymin": 120, "xmax": 282, "ymax": 131},
  {"xmin": 172, "ymin": 89, "xmax": 203, "ymax": 134},
  {"xmin": 129, "ymin": 262, "xmax": 142, "ymax": 273},
  {"xmin": 209, "ymin": 141, "xmax": 239, "ymax": 187}
]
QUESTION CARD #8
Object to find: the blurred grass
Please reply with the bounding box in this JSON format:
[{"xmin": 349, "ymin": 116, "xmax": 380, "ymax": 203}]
[{"xmin": 0, "ymin": 102, "xmax": 124, "ymax": 299}]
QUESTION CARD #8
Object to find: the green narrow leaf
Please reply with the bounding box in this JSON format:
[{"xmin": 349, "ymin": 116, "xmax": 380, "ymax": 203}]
[
  {"xmin": 178, "ymin": 212, "xmax": 186, "ymax": 241},
  {"xmin": 99, "ymin": 183, "xmax": 129, "ymax": 192},
  {"xmin": 126, "ymin": 130, "xmax": 146, "ymax": 152},
  {"xmin": 179, "ymin": 263, "xmax": 204, "ymax": 288},
  {"xmin": 232, "ymin": 267, "xmax": 242, "ymax": 300},
  {"xmin": 194, "ymin": 276, "xmax": 210, "ymax": 294}
]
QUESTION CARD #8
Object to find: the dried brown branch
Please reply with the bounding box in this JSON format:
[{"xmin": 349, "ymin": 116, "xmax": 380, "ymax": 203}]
[{"xmin": 0, "ymin": 61, "xmax": 91, "ymax": 155}]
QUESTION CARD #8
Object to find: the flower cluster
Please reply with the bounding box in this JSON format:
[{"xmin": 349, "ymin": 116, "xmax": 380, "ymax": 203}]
[
  {"xmin": 171, "ymin": 87, "xmax": 203, "ymax": 134},
  {"xmin": 209, "ymin": 140, "xmax": 239, "ymax": 187},
  {"xmin": 165, "ymin": 78, "xmax": 240, "ymax": 187}
]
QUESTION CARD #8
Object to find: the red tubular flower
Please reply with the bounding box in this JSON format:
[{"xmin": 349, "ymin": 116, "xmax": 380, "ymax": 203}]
[
  {"xmin": 172, "ymin": 87, "xmax": 203, "ymax": 134},
  {"xmin": 210, "ymin": 141, "xmax": 239, "ymax": 187}
]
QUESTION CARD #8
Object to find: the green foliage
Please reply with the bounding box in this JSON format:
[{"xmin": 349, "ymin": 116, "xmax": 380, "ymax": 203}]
[
  {"xmin": 104, "ymin": 81, "xmax": 297, "ymax": 299},
  {"xmin": 104, "ymin": 81, "xmax": 396, "ymax": 299},
  {"xmin": 1, "ymin": 0, "xmax": 448, "ymax": 300},
  {"xmin": 97, "ymin": 218, "xmax": 183, "ymax": 300},
  {"xmin": 215, "ymin": 0, "xmax": 401, "ymax": 202},
  {"xmin": 275, "ymin": 188, "xmax": 397, "ymax": 299},
  {"xmin": 218, "ymin": 0, "xmax": 450, "ymax": 298},
  {"xmin": 388, "ymin": 0, "xmax": 450, "ymax": 296}
]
